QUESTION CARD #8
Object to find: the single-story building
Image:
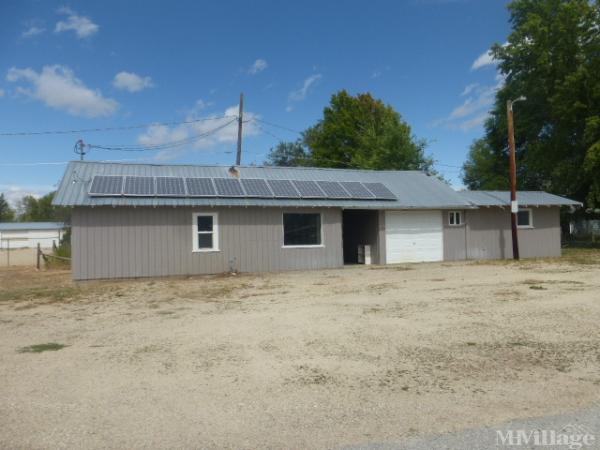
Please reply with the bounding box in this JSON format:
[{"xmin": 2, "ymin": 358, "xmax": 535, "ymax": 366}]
[
  {"xmin": 53, "ymin": 161, "xmax": 581, "ymax": 280},
  {"xmin": 0, "ymin": 222, "xmax": 66, "ymax": 249}
]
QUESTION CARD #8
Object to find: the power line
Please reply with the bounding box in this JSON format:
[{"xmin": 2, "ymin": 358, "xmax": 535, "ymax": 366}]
[
  {"xmin": 253, "ymin": 118, "xmax": 302, "ymax": 134},
  {"xmin": 0, "ymin": 115, "xmax": 237, "ymax": 137},
  {"xmin": 87, "ymin": 119, "xmax": 237, "ymax": 152}
]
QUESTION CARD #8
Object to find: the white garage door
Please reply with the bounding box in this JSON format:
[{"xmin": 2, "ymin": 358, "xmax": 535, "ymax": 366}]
[{"xmin": 385, "ymin": 211, "xmax": 443, "ymax": 263}]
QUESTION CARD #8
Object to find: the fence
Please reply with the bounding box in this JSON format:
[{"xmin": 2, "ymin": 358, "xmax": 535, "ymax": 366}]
[
  {"xmin": 570, "ymin": 219, "xmax": 600, "ymax": 239},
  {"xmin": 0, "ymin": 239, "xmax": 70, "ymax": 268}
]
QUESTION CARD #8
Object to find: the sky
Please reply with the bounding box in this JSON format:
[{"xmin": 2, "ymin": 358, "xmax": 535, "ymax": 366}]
[{"xmin": 0, "ymin": 0, "xmax": 510, "ymax": 205}]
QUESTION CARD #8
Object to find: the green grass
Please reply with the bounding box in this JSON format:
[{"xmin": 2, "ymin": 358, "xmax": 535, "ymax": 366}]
[
  {"xmin": 18, "ymin": 342, "xmax": 66, "ymax": 353},
  {"xmin": 0, "ymin": 286, "xmax": 81, "ymax": 303}
]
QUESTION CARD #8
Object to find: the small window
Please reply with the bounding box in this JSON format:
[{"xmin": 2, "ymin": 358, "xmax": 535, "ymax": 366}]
[
  {"xmin": 448, "ymin": 211, "xmax": 463, "ymax": 226},
  {"xmin": 283, "ymin": 213, "xmax": 322, "ymax": 247},
  {"xmin": 517, "ymin": 208, "xmax": 533, "ymax": 228},
  {"xmin": 192, "ymin": 212, "xmax": 219, "ymax": 252}
]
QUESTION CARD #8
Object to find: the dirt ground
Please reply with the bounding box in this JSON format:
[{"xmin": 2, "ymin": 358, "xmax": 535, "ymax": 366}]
[
  {"xmin": 1, "ymin": 249, "xmax": 600, "ymax": 449},
  {"xmin": 0, "ymin": 247, "xmax": 41, "ymax": 267}
]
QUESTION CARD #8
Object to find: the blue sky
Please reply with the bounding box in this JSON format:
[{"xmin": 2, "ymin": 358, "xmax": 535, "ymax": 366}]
[{"xmin": 0, "ymin": 0, "xmax": 509, "ymax": 205}]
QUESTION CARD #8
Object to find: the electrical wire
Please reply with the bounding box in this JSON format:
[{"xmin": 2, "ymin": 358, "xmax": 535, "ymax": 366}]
[
  {"xmin": 0, "ymin": 115, "xmax": 237, "ymax": 137},
  {"xmin": 87, "ymin": 119, "xmax": 237, "ymax": 152},
  {"xmin": 252, "ymin": 118, "xmax": 302, "ymax": 134}
]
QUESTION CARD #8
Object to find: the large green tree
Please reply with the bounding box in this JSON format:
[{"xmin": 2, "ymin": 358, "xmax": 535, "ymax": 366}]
[
  {"xmin": 0, "ymin": 194, "xmax": 15, "ymax": 222},
  {"xmin": 265, "ymin": 90, "xmax": 434, "ymax": 172},
  {"xmin": 17, "ymin": 192, "xmax": 71, "ymax": 223},
  {"xmin": 265, "ymin": 141, "xmax": 312, "ymax": 167},
  {"xmin": 463, "ymin": 0, "xmax": 600, "ymax": 206}
]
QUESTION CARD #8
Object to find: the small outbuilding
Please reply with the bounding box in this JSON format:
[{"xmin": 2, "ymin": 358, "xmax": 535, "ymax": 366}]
[
  {"xmin": 0, "ymin": 222, "xmax": 66, "ymax": 250},
  {"xmin": 53, "ymin": 161, "xmax": 581, "ymax": 280}
]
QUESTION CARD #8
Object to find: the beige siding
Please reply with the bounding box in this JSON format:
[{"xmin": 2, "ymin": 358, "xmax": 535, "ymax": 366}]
[
  {"xmin": 72, "ymin": 206, "xmax": 342, "ymax": 280},
  {"xmin": 442, "ymin": 206, "xmax": 561, "ymax": 261}
]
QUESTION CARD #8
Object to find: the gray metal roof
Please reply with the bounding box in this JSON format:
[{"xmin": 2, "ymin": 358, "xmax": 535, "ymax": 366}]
[
  {"xmin": 458, "ymin": 190, "xmax": 582, "ymax": 207},
  {"xmin": 0, "ymin": 222, "xmax": 66, "ymax": 231},
  {"xmin": 53, "ymin": 161, "xmax": 474, "ymax": 209}
]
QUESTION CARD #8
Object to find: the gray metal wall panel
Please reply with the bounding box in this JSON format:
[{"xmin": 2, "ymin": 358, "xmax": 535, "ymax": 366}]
[
  {"xmin": 442, "ymin": 210, "xmax": 468, "ymax": 261},
  {"xmin": 72, "ymin": 206, "xmax": 343, "ymax": 280},
  {"xmin": 464, "ymin": 207, "xmax": 561, "ymax": 260}
]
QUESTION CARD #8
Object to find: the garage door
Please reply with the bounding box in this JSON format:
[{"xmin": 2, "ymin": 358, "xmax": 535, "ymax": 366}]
[{"xmin": 385, "ymin": 211, "xmax": 443, "ymax": 263}]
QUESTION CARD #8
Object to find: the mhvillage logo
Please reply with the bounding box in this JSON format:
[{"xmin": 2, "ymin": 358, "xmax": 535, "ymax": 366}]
[{"xmin": 496, "ymin": 424, "xmax": 596, "ymax": 449}]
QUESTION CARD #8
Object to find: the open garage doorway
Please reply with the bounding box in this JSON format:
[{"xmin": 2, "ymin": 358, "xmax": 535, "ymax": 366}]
[{"xmin": 342, "ymin": 210, "xmax": 380, "ymax": 264}]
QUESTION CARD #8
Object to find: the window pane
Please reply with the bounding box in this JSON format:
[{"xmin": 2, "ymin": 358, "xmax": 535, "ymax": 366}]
[
  {"xmin": 456, "ymin": 212, "xmax": 462, "ymax": 224},
  {"xmin": 283, "ymin": 213, "xmax": 321, "ymax": 246},
  {"xmin": 197, "ymin": 233, "xmax": 213, "ymax": 249},
  {"xmin": 517, "ymin": 210, "xmax": 530, "ymax": 226},
  {"xmin": 449, "ymin": 212, "xmax": 455, "ymax": 225},
  {"xmin": 197, "ymin": 215, "xmax": 213, "ymax": 232}
]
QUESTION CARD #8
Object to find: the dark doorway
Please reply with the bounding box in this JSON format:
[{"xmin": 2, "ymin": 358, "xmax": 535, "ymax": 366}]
[{"xmin": 342, "ymin": 210, "xmax": 379, "ymax": 264}]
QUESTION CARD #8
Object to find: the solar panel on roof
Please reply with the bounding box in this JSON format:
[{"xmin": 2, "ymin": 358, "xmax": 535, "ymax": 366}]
[
  {"xmin": 123, "ymin": 176, "xmax": 155, "ymax": 196},
  {"xmin": 292, "ymin": 180, "xmax": 326, "ymax": 198},
  {"xmin": 156, "ymin": 177, "xmax": 186, "ymax": 196},
  {"xmin": 89, "ymin": 175, "xmax": 123, "ymax": 196},
  {"xmin": 340, "ymin": 182, "xmax": 375, "ymax": 199},
  {"xmin": 185, "ymin": 178, "xmax": 216, "ymax": 197},
  {"xmin": 266, "ymin": 179, "xmax": 300, "ymax": 198},
  {"xmin": 213, "ymin": 177, "xmax": 245, "ymax": 197},
  {"xmin": 316, "ymin": 181, "xmax": 351, "ymax": 199},
  {"xmin": 240, "ymin": 178, "xmax": 273, "ymax": 198},
  {"xmin": 363, "ymin": 182, "xmax": 396, "ymax": 200}
]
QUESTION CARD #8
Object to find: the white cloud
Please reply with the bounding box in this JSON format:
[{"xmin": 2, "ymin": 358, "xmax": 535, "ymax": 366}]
[
  {"xmin": 7, "ymin": 65, "xmax": 118, "ymax": 117},
  {"xmin": 433, "ymin": 81, "xmax": 501, "ymax": 131},
  {"xmin": 55, "ymin": 7, "xmax": 98, "ymax": 39},
  {"xmin": 248, "ymin": 59, "xmax": 268, "ymax": 75},
  {"xmin": 371, "ymin": 70, "xmax": 382, "ymax": 79},
  {"xmin": 137, "ymin": 104, "xmax": 260, "ymax": 161},
  {"xmin": 0, "ymin": 89, "xmax": 4, "ymax": 97},
  {"xmin": 22, "ymin": 25, "xmax": 45, "ymax": 38},
  {"xmin": 288, "ymin": 74, "xmax": 322, "ymax": 102},
  {"xmin": 113, "ymin": 71, "xmax": 154, "ymax": 92},
  {"xmin": 471, "ymin": 42, "xmax": 507, "ymax": 70},
  {"xmin": 471, "ymin": 49, "xmax": 495, "ymax": 70}
]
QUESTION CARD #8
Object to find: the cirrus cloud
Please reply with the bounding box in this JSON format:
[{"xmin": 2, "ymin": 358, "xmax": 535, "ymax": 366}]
[{"xmin": 7, "ymin": 65, "xmax": 118, "ymax": 117}]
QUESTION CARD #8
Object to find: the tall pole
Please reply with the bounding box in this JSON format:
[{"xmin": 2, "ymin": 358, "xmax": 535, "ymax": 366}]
[
  {"xmin": 236, "ymin": 93, "xmax": 244, "ymax": 166},
  {"xmin": 507, "ymin": 99, "xmax": 519, "ymax": 260}
]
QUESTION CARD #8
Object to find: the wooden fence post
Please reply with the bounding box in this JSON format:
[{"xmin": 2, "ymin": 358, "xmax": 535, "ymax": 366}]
[{"xmin": 37, "ymin": 243, "xmax": 41, "ymax": 270}]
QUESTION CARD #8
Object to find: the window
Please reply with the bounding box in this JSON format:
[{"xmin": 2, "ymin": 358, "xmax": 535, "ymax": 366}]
[
  {"xmin": 448, "ymin": 211, "xmax": 463, "ymax": 226},
  {"xmin": 192, "ymin": 212, "xmax": 219, "ymax": 252},
  {"xmin": 283, "ymin": 213, "xmax": 322, "ymax": 247},
  {"xmin": 517, "ymin": 208, "xmax": 533, "ymax": 228}
]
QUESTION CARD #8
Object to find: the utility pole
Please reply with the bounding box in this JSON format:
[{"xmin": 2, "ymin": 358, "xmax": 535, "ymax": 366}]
[
  {"xmin": 507, "ymin": 96, "xmax": 526, "ymax": 260},
  {"xmin": 236, "ymin": 92, "xmax": 244, "ymax": 166},
  {"xmin": 74, "ymin": 139, "xmax": 86, "ymax": 161}
]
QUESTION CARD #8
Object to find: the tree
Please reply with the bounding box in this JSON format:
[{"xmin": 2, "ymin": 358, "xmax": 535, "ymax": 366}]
[
  {"xmin": 16, "ymin": 192, "xmax": 71, "ymax": 223},
  {"xmin": 0, "ymin": 194, "xmax": 15, "ymax": 222},
  {"xmin": 304, "ymin": 90, "xmax": 433, "ymax": 171},
  {"xmin": 462, "ymin": 0, "xmax": 600, "ymax": 206},
  {"xmin": 264, "ymin": 90, "xmax": 434, "ymax": 173},
  {"xmin": 265, "ymin": 141, "xmax": 312, "ymax": 167}
]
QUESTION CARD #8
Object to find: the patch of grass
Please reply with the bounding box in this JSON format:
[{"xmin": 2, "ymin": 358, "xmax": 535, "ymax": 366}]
[
  {"xmin": 529, "ymin": 285, "xmax": 547, "ymax": 290},
  {"xmin": 369, "ymin": 265, "xmax": 414, "ymax": 271},
  {"xmin": 18, "ymin": 342, "xmax": 66, "ymax": 353},
  {"xmin": 0, "ymin": 286, "xmax": 82, "ymax": 304}
]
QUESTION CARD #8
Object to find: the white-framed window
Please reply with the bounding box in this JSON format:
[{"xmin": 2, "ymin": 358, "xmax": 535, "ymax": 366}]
[
  {"xmin": 282, "ymin": 212, "xmax": 323, "ymax": 248},
  {"xmin": 448, "ymin": 211, "xmax": 463, "ymax": 226},
  {"xmin": 517, "ymin": 208, "xmax": 533, "ymax": 228},
  {"xmin": 192, "ymin": 212, "xmax": 219, "ymax": 252}
]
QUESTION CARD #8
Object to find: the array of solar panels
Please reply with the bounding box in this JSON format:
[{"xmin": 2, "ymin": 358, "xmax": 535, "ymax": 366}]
[{"xmin": 88, "ymin": 175, "xmax": 396, "ymax": 200}]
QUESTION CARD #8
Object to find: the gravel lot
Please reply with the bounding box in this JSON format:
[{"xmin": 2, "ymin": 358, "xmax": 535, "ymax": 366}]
[{"xmin": 1, "ymin": 249, "xmax": 599, "ymax": 449}]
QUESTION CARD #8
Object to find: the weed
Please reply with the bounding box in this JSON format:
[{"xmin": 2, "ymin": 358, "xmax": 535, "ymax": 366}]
[{"xmin": 18, "ymin": 343, "xmax": 66, "ymax": 353}]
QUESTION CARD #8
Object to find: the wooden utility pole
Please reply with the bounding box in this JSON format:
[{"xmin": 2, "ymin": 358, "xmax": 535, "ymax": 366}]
[
  {"xmin": 236, "ymin": 93, "xmax": 244, "ymax": 166},
  {"xmin": 507, "ymin": 99, "xmax": 520, "ymax": 260}
]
